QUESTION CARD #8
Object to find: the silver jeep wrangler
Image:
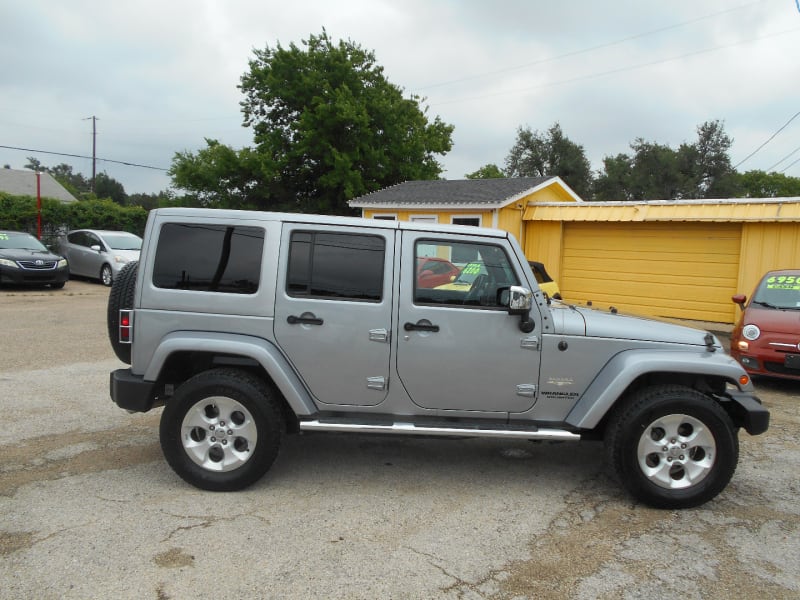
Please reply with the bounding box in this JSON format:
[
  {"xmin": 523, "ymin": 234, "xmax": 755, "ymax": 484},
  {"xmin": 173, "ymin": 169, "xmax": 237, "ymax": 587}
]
[{"xmin": 109, "ymin": 208, "xmax": 768, "ymax": 508}]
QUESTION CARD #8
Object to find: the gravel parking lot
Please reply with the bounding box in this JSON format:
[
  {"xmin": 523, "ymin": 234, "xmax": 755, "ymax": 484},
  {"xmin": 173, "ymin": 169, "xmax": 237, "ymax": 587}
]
[{"xmin": 1, "ymin": 280, "xmax": 798, "ymax": 599}]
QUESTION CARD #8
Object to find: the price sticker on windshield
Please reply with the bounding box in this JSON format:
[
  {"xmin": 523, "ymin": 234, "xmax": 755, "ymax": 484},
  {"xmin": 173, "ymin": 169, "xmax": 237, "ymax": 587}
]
[
  {"xmin": 462, "ymin": 263, "xmax": 482, "ymax": 275},
  {"xmin": 0, "ymin": 233, "xmax": 8, "ymax": 240},
  {"xmin": 766, "ymin": 275, "xmax": 800, "ymax": 290}
]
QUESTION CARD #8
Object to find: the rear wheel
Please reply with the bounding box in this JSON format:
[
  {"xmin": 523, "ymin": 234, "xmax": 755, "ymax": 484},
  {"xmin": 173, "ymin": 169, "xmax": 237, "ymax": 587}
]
[
  {"xmin": 159, "ymin": 369, "xmax": 283, "ymax": 491},
  {"xmin": 605, "ymin": 385, "xmax": 738, "ymax": 509}
]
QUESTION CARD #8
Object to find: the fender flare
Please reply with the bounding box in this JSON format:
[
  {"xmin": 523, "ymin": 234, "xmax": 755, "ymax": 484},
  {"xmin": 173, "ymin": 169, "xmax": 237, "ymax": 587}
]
[
  {"xmin": 565, "ymin": 348, "xmax": 753, "ymax": 430},
  {"xmin": 144, "ymin": 331, "xmax": 317, "ymax": 416}
]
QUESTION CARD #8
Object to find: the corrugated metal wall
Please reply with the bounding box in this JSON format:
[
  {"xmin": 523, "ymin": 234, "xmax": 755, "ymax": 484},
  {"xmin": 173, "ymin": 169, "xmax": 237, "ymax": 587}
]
[
  {"xmin": 559, "ymin": 222, "xmax": 742, "ymax": 323},
  {"xmin": 738, "ymin": 223, "xmax": 800, "ymax": 297}
]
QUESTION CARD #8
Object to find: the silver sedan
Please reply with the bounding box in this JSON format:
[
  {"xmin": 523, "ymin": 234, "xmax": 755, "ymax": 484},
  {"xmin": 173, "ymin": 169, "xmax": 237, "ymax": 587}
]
[{"xmin": 60, "ymin": 229, "xmax": 141, "ymax": 286}]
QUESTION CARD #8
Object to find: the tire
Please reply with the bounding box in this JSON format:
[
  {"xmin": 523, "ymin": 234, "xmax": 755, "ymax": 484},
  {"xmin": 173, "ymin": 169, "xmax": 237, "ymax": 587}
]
[
  {"xmin": 159, "ymin": 368, "xmax": 283, "ymax": 491},
  {"xmin": 107, "ymin": 261, "xmax": 138, "ymax": 364},
  {"xmin": 100, "ymin": 263, "xmax": 113, "ymax": 287},
  {"xmin": 605, "ymin": 385, "xmax": 738, "ymax": 509},
  {"xmin": 50, "ymin": 282, "xmax": 65, "ymax": 289}
]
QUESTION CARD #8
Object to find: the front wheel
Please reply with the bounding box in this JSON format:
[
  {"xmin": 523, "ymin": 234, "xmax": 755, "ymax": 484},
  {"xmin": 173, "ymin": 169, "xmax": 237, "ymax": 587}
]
[
  {"xmin": 159, "ymin": 369, "xmax": 284, "ymax": 491},
  {"xmin": 605, "ymin": 385, "xmax": 738, "ymax": 509},
  {"xmin": 100, "ymin": 263, "xmax": 113, "ymax": 286}
]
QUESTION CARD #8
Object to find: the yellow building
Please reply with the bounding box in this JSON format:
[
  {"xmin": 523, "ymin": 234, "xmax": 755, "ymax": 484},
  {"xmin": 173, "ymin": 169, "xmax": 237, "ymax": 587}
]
[{"xmin": 349, "ymin": 179, "xmax": 800, "ymax": 324}]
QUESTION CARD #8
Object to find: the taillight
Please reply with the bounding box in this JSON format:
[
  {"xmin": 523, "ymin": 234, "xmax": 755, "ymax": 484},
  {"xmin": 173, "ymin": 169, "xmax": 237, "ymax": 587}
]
[{"xmin": 119, "ymin": 310, "xmax": 132, "ymax": 344}]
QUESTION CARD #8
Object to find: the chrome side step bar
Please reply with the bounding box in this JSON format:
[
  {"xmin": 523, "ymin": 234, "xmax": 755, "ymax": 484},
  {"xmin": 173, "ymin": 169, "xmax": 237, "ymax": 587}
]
[{"xmin": 299, "ymin": 420, "xmax": 580, "ymax": 441}]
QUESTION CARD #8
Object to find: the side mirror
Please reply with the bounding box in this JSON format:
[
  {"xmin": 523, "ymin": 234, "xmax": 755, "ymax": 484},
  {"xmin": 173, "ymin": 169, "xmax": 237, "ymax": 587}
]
[
  {"xmin": 90, "ymin": 244, "xmax": 102, "ymax": 253},
  {"xmin": 732, "ymin": 294, "xmax": 746, "ymax": 310},
  {"xmin": 502, "ymin": 285, "xmax": 535, "ymax": 333}
]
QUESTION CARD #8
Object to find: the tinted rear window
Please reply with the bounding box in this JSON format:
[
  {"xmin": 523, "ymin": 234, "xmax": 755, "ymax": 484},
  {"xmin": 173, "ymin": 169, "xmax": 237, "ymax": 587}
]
[
  {"xmin": 287, "ymin": 231, "xmax": 385, "ymax": 301},
  {"xmin": 153, "ymin": 223, "xmax": 264, "ymax": 294}
]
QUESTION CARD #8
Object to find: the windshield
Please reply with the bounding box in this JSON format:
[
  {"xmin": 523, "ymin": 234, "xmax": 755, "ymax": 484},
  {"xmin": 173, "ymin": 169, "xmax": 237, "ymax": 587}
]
[
  {"xmin": 0, "ymin": 232, "xmax": 48, "ymax": 251},
  {"xmin": 102, "ymin": 233, "xmax": 142, "ymax": 251},
  {"xmin": 752, "ymin": 274, "xmax": 800, "ymax": 309}
]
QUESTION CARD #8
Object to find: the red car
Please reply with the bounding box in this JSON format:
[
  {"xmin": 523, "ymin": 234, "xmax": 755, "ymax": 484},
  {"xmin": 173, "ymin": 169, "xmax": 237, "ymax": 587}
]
[
  {"xmin": 731, "ymin": 269, "xmax": 800, "ymax": 380},
  {"xmin": 416, "ymin": 256, "xmax": 460, "ymax": 288}
]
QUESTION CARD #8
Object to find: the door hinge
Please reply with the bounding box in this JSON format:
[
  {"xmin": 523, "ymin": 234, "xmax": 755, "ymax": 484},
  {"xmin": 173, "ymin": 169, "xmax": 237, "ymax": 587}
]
[
  {"xmin": 520, "ymin": 336, "xmax": 539, "ymax": 351},
  {"xmin": 369, "ymin": 328, "xmax": 390, "ymax": 343},
  {"xmin": 367, "ymin": 376, "xmax": 387, "ymax": 391},
  {"xmin": 516, "ymin": 384, "xmax": 537, "ymax": 398}
]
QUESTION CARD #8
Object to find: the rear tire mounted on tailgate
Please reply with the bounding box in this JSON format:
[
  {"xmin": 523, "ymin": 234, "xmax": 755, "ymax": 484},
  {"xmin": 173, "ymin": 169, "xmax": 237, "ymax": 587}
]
[{"xmin": 107, "ymin": 260, "xmax": 138, "ymax": 364}]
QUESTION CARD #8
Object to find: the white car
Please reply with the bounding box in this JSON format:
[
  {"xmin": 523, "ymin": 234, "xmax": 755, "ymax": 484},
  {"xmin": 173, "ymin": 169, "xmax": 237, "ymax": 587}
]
[{"xmin": 61, "ymin": 229, "xmax": 141, "ymax": 286}]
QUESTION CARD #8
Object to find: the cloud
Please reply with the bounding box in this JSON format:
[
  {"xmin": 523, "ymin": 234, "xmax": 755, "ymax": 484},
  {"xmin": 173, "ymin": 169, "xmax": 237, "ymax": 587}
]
[{"xmin": 1, "ymin": 0, "xmax": 798, "ymax": 194}]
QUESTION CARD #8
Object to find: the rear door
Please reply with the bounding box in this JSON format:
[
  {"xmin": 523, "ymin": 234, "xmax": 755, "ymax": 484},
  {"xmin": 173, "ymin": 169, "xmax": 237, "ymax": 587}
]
[{"xmin": 274, "ymin": 224, "xmax": 395, "ymax": 407}]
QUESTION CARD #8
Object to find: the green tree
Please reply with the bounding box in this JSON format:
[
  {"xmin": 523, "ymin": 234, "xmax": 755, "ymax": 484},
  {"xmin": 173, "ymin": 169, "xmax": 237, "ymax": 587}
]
[
  {"xmin": 738, "ymin": 170, "xmax": 800, "ymax": 197},
  {"xmin": 504, "ymin": 123, "xmax": 593, "ymax": 198},
  {"xmin": 233, "ymin": 29, "xmax": 454, "ymax": 214},
  {"xmin": 170, "ymin": 140, "xmax": 268, "ymax": 209},
  {"xmin": 94, "ymin": 172, "xmax": 127, "ymax": 204},
  {"xmin": 594, "ymin": 120, "xmax": 740, "ymax": 201},
  {"xmin": 465, "ymin": 164, "xmax": 505, "ymax": 179},
  {"xmin": 686, "ymin": 120, "xmax": 740, "ymax": 198}
]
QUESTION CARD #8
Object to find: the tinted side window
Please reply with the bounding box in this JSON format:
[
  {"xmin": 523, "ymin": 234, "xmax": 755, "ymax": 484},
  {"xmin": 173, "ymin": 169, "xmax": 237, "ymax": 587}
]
[
  {"xmin": 153, "ymin": 223, "xmax": 265, "ymax": 294},
  {"xmin": 287, "ymin": 231, "xmax": 385, "ymax": 301}
]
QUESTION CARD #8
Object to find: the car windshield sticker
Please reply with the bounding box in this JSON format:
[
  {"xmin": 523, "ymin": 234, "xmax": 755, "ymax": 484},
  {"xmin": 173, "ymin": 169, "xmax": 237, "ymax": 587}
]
[
  {"xmin": 462, "ymin": 263, "xmax": 482, "ymax": 275},
  {"xmin": 0, "ymin": 233, "xmax": 8, "ymax": 240},
  {"xmin": 766, "ymin": 275, "xmax": 800, "ymax": 290}
]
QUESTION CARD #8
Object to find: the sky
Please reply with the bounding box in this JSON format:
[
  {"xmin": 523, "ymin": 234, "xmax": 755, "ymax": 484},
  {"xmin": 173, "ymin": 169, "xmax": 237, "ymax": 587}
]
[{"xmin": 1, "ymin": 0, "xmax": 799, "ymax": 196}]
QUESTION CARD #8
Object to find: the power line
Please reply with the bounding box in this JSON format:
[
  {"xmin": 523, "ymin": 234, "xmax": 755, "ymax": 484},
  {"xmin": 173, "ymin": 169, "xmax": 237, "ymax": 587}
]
[
  {"xmin": 429, "ymin": 27, "xmax": 800, "ymax": 108},
  {"xmin": 0, "ymin": 144, "xmax": 169, "ymax": 171},
  {"xmin": 734, "ymin": 110, "xmax": 800, "ymax": 169},
  {"xmin": 414, "ymin": 0, "xmax": 770, "ymax": 92},
  {"xmin": 781, "ymin": 155, "xmax": 800, "ymax": 173},
  {"xmin": 766, "ymin": 144, "xmax": 800, "ymax": 171}
]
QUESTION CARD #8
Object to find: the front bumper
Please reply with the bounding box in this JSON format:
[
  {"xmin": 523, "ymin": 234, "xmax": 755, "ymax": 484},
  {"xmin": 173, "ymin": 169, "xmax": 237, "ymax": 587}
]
[
  {"xmin": 731, "ymin": 348, "xmax": 800, "ymax": 381},
  {"xmin": 725, "ymin": 391, "xmax": 770, "ymax": 435},
  {"xmin": 0, "ymin": 264, "xmax": 69, "ymax": 286},
  {"xmin": 110, "ymin": 368, "xmax": 160, "ymax": 412}
]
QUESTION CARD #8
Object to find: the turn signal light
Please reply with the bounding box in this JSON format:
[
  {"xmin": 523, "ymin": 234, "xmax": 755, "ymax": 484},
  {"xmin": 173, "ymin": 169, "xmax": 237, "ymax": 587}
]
[
  {"xmin": 737, "ymin": 341, "xmax": 749, "ymax": 351},
  {"xmin": 739, "ymin": 374, "xmax": 750, "ymax": 386}
]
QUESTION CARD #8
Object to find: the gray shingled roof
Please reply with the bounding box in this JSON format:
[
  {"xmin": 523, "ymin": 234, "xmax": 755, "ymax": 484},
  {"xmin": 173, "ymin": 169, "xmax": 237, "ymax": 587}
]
[
  {"xmin": 348, "ymin": 177, "xmax": 555, "ymax": 208},
  {"xmin": 0, "ymin": 169, "xmax": 77, "ymax": 203}
]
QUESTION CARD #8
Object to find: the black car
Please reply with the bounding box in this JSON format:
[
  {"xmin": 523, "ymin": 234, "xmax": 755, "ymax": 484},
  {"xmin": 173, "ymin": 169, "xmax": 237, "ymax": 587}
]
[{"xmin": 0, "ymin": 230, "xmax": 69, "ymax": 289}]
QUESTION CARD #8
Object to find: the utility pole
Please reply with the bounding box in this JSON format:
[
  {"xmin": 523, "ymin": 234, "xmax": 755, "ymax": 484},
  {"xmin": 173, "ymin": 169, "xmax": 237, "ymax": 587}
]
[{"xmin": 84, "ymin": 115, "xmax": 98, "ymax": 192}]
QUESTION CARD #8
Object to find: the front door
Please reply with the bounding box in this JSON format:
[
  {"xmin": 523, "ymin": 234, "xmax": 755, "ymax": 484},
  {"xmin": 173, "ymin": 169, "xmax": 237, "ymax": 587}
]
[
  {"xmin": 274, "ymin": 224, "xmax": 395, "ymax": 407},
  {"xmin": 396, "ymin": 232, "xmax": 541, "ymax": 413}
]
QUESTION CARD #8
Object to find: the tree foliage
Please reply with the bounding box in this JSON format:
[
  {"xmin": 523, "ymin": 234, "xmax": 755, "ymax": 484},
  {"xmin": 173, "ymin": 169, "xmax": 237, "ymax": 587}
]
[
  {"xmin": 23, "ymin": 157, "xmax": 131, "ymax": 204},
  {"xmin": 737, "ymin": 170, "xmax": 800, "ymax": 198},
  {"xmin": 504, "ymin": 123, "xmax": 593, "ymax": 198},
  {"xmin": 0, "ymin": 193, "xmax": 147, "ymax": 249},
  {"xmin": 593, "ymin": 120, "xmax": 741, "ymax": 201},
  {"xmin": 170, "ymin": 140, "xmax": 267, "ymax": 209},
  {"xmin": 170, "ymin": 30, "xmax": 454, "ymax": 214},
  {"xmin": 465, "ymin": 164, "xmax": 505, "ymax": 179}
]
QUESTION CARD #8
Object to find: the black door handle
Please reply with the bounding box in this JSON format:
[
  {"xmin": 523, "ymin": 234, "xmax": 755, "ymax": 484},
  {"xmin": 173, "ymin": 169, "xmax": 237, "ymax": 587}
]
[
  {"xmin": 404, "ymin": 321, "xmax": 439, "ymax": 332},
  {"xmin": 287, "ymin": 315, "xmax": 324, "ymax": 326}
]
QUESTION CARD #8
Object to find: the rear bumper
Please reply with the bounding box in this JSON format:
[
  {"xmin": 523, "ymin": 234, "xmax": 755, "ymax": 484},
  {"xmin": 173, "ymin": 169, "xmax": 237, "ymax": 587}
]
[
  {"xmin": 110, "ymin": 368, "xmax": 159, "ymax": 412},
  {"xmin": 726, "ymin": 391, "xmax": 770, "ymax": 436}
]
